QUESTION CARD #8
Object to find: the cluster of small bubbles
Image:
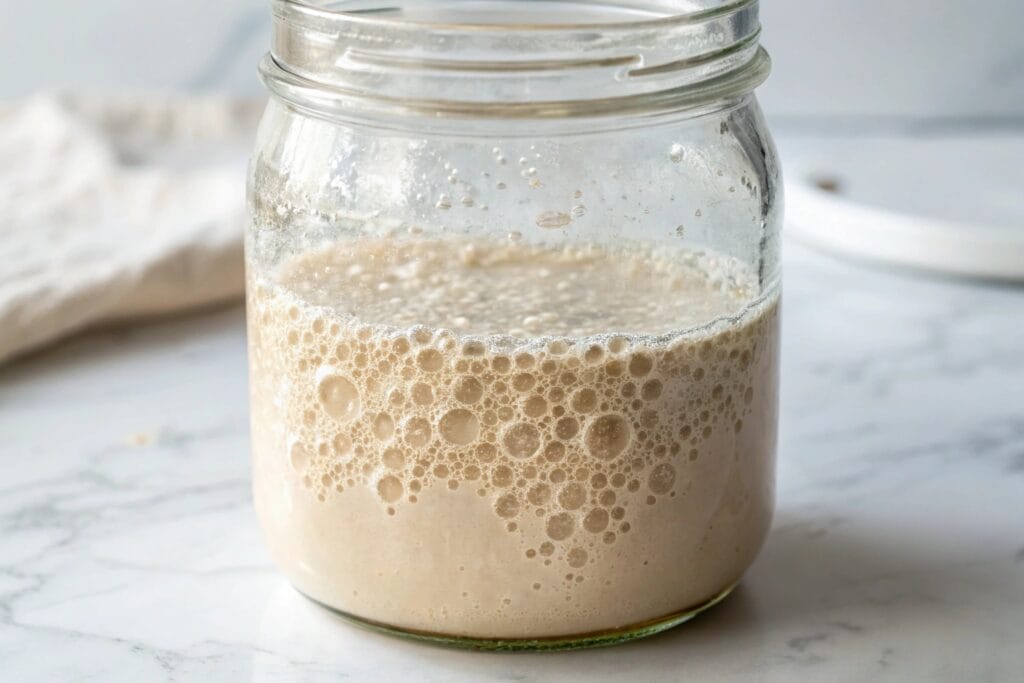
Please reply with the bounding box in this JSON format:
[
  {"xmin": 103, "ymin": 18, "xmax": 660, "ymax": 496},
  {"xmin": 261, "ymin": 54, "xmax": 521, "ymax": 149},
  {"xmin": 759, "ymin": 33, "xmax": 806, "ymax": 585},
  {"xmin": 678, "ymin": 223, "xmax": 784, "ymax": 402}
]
[{"xmin": 251, "ymin": 237, "xmax": 776, "ymax": 594}]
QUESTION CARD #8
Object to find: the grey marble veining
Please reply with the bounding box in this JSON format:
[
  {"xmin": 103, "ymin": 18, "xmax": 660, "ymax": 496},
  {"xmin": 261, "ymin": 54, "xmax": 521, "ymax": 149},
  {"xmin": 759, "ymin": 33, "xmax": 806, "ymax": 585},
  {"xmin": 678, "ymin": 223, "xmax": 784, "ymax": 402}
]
[{"xmin": 1, "ymin": 242, "xmax": 1022, "ymax": 682}]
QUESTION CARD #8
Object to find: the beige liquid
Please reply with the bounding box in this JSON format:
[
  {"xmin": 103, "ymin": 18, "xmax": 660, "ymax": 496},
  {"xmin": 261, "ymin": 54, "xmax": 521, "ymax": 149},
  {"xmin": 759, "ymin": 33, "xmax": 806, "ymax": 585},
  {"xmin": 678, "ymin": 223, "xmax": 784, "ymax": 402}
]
[{"xmin": 247, "ymin": 237, "xmax": 779, "ymax": 640}]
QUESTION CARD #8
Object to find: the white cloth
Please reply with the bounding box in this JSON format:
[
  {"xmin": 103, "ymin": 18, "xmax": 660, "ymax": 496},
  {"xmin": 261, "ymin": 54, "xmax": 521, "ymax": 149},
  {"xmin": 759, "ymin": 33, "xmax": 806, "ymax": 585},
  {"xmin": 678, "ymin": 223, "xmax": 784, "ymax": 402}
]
[{"xmin": 0, "ymin": 93, "xmax": 261, "ymax": 364}]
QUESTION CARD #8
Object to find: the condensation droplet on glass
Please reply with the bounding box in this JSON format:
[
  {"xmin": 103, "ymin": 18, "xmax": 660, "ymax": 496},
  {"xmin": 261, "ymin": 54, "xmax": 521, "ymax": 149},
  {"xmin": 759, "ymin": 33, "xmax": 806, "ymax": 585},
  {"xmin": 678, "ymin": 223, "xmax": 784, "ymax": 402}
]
[
  {"xmin": 436, "ymin": 194, "xmax": 451, "ymax": 210},
  {"xmin": 669, "ymin": 143, "xmax": 684, "ymax": 162},
  {"xmin": 571, "ymin": 204, "xmax": 586, "ymax": 218},
  {"xmin": 536, "ymin": 211, "xmax": 572, "ymax": 229},
  {"xmin": 573, "ymin": 190, "xmax": 583, "ymax": 199},
  {"xmin": 518, "ymin": 157, "xmax": 528, "ymax": 166},
  {"xmin": 675, "ymin": 224, "xmax": 685, "ymax": 237},
  {"xmin": 496, "ymin": 182, "xmax": 507, "ymax": 190},
  {"xmin": 695, "ymin": 209, "xmax": 702, "ymax": 218},
  {"xmin": 461, "ymin": 196, "xmax": 474, "ymax": 206},
  {"xmin": 508, "ymin": 231, "xmax": 522, "ymax": 242}
]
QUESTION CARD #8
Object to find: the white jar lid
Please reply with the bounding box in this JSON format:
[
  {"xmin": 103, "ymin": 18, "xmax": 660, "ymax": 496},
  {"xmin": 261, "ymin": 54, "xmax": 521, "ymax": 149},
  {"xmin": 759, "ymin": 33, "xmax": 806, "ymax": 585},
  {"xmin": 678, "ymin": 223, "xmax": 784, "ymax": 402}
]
[{"xmin": 782, "ymin": 133, "xmax": 1024, "ymax": 281}]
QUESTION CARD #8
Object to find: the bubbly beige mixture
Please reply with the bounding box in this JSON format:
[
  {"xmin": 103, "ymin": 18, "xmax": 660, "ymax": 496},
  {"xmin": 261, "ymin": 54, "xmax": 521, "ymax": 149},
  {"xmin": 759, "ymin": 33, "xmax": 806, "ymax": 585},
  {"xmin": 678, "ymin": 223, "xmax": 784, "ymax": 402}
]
[{"xmin": 248, "ymin": 237, "xmax": 779, "ymax": 640}]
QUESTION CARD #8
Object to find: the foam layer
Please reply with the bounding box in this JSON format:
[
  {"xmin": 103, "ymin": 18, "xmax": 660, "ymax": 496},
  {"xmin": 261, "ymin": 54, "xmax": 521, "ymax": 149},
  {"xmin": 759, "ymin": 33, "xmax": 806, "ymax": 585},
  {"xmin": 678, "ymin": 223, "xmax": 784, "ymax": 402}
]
[{"xmin": 248, "ymin": 236, "xmax": 779, "ymax": 639}]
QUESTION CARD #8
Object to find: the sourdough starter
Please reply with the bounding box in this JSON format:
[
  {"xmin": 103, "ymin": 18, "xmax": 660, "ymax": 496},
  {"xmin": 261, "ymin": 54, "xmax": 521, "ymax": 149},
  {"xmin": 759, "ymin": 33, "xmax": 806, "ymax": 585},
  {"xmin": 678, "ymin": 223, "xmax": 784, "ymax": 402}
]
[{"xmin": 247, "ymin": 237, "xmax": 779, "ymax": 639}]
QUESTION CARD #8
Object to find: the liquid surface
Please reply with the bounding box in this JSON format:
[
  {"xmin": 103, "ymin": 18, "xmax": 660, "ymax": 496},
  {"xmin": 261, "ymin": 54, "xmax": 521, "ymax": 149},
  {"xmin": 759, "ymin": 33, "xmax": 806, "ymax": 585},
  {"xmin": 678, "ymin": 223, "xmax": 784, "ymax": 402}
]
[
  {"xmin": 248, "ymin": 237, "xmax": 779, "ymax": 639},
  {"xmin": 278, "ymin": 239, "xmax": 756, "ymax": 339}
]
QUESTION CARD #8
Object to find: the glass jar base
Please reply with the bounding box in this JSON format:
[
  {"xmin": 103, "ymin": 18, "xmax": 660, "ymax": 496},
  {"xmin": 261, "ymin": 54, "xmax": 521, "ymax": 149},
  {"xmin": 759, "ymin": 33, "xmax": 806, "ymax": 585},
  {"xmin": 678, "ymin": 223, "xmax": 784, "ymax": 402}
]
[{"xmin": 298, "ymin": 582, "xmax": 737, "ymax": 652}]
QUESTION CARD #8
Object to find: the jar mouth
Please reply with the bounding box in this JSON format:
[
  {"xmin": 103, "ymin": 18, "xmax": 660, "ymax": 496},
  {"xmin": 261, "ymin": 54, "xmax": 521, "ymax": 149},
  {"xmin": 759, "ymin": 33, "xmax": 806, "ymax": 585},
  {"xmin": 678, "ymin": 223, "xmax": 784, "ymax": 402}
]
[
  {"xmin": 285, "ymin": 0, "xmax": 748, "ymax": 30},
  {"xmin": 265, "ymin": 0, "xmax": 769, "ymax": 123}
]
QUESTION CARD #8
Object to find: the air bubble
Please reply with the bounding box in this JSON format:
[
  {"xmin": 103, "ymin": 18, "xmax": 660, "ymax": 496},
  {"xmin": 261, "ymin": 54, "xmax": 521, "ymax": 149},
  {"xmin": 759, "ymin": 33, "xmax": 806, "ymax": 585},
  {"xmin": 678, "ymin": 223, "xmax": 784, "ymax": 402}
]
[
  {"xmin": 585, "ymin": 414, "xmax": 631, "ymax": 460},
  {"xmin": 404, "ymin": 417, "xmax": 432, "ymax": 448},
  {"xmin": 411, "ymin": 382, "xmax": 433, "ymax": 406},
  {"xmin": 377, "ymin": 475, "xmax": 403, "ymax": 503},
  {"xmin": 527, "ymin": 483, "xmax": 552, "ymax": 505},
  {"xmin": 629, "ymin": 354, "xmax": 653, "ymax": 377},
  {"xmin": 648, "ymin": 463, "xmax": 676, "ymax": 494},
  {"xmin": 454, "ymin": 377, "xmax": 483, "ymax": 404},
  {"xmin": 555, "ymin": 416, "xmax": 579, "ymax": 440},
  {"xmin": 524, "ymin": 395, "xmax": 548, "ymax": 417},
  {"xmin": 495, "ymin": 493, "xmax": 520, "ymax": 519},
  {"xmin": 546, "ymin": 512, "xmax": 575, "ymax": 540},
  {"xmin": 332, "ymin": 433, "xmax": 352, "ymax": 456},
  {"xmin": 476, "ymin": 443, "xmax": 497, "ymax": 462},
  {"xmin": 512, "ymin": 373, "xmax": 536, "ymax": 392},
  {"xmin": 641, "ymin": 380, "xmax": 663, "ymax": 401},
  {"xmin": 439, "ymin": 409, "xmax": 480, "ymax": 445},
  {"xmin": 558, "ymin": 483, "xmax": 586, "ymax": 510},
  {"xmin": 503, "ymin": 423, "xmax": 541, "ymax": 458},
  {"xmin": 571, "ymin": 388, "xmax": 598, "ymax": 413},
  {"xmin": 318, "ymin": 374, "xmax": 361, "ymax": 422},
  {"xmin": 669, "ymin": 143, "xmax": 684, "ymax": 162},
  {"xmin": 417, "ymin": 349, "xmax": 443, "ymax": 371},
  {"xmin": 544, "ymin": 441, "xmax": 565, "ymax": 462},
  {"xmin": 567, "ymin": 547, "xmax": 588, "ymax": 568},
  {"xmin": 372, "ymin": 412, "xmax": 394, "ymax": 440},
  {"xmin": 382, "ymin": 447, "xmax": 404, "ymax": 469},
  {"xmin": 583, "ymin": 508, "xmax": 609, "ymax": 533},
  {"xmin": 289, "ymin": 442, "xmax": 310, "ymax": 472}
]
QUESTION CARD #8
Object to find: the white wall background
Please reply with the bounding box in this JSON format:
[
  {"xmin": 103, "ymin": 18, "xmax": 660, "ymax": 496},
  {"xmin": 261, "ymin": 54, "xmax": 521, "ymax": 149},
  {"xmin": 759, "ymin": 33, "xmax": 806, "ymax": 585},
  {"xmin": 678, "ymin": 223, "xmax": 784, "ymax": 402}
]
[{"xmin": 2, "ymin": 0, "xmax": 1023, "ymax": 123}]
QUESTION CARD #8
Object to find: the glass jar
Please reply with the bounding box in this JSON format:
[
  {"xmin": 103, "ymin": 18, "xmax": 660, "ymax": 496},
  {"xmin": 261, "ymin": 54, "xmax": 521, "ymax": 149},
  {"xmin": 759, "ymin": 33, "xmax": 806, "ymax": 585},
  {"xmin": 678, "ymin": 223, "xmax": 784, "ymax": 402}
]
[{"xmin": 247, "ymin": 0, "xmax": 781, "ymax": 650}]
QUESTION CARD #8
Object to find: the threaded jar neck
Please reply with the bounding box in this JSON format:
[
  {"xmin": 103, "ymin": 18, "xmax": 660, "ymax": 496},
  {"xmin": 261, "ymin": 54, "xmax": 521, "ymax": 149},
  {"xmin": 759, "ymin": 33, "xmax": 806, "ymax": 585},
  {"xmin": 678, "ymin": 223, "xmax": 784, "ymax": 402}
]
[{"xmin": 263, "ymin": 0, "xmax": 769, "ymax": 122}]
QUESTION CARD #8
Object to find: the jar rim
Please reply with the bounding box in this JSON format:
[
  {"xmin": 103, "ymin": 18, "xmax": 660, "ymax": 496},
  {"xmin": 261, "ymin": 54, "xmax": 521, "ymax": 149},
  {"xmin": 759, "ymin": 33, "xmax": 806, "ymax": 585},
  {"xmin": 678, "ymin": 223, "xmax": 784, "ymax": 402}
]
[
  {"xmin": 282, "ymin": 0, "xmax": 754, "ymax": 32},
  {"xmin": 265, "ymin": 0, "xmax": 770, "ymax": 124}
]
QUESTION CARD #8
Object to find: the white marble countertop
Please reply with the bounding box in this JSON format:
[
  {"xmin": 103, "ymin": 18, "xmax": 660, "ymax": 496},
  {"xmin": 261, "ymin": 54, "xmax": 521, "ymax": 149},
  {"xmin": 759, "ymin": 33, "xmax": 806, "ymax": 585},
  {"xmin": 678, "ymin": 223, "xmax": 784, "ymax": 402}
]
[{"xmin": 1, "ymin": 242, "xmax": 1022, "ymax": 681}]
